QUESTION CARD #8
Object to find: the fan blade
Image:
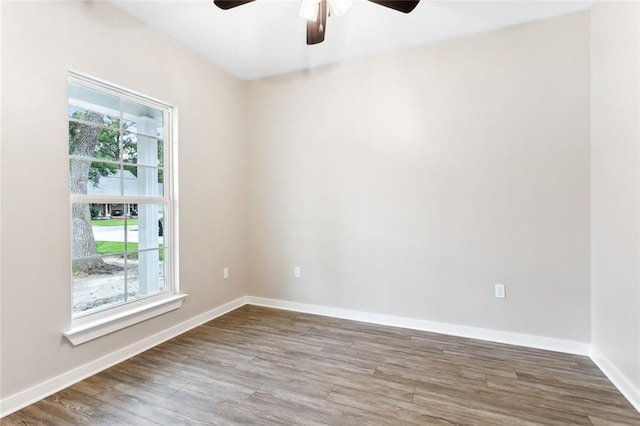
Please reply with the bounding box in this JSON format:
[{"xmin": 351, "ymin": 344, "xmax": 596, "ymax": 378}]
[
  {"xmin": 367, "ymin": 0, "xmax": 419, "ymax": 13},
  {"xmin": 213, "ymin": 0, "xmax": 256, "ymax": 10},
  {"xmin": 307, "ymin": 0, "xmax": 328, "ymax": 45}
]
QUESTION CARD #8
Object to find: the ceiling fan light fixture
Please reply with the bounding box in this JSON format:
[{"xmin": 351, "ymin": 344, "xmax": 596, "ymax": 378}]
[
  {"xmin": 299, "ymin": 0, "xmax": 321, "ymax": 21},
  {"xmin": 215, "ymin": 0, "xmax": 420, "ymax": 45},
  {"xmin": 328, "ymin": 0, "xmax": 352, "ymax": 17}
]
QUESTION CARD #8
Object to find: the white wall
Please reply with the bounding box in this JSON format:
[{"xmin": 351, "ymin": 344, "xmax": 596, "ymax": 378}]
[
  {"xmin": 247, "ymin": 12, "xmax": 591, "ymax": 342},
  {"xmin": 0, "ymin": 1, "xmax": 247, "ymax": 399},
  {"xmin": 591, "ymin": 1, "xmax": 640, "ymax": 408}
]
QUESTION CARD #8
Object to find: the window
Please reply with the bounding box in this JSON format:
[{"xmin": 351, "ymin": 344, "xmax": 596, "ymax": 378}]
[{"xmin": 65, "ymin": 71, "xmax": 184, "ymax": 345}]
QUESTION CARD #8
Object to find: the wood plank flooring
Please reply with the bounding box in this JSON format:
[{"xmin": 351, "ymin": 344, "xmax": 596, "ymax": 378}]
[{"xmin": 3, "ymin": 305, "xmax": 639, "ymax": 425}]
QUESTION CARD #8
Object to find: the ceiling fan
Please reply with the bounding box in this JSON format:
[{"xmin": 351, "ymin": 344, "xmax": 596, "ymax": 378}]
[{"xmin": 213, "ymin": 0, "xmax": 420, "ymax": 45}]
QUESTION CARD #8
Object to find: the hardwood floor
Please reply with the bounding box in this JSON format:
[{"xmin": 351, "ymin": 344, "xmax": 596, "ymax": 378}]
[{"xmin": 3, "ymin": 305, "xmax": 639, "ymax": 425}]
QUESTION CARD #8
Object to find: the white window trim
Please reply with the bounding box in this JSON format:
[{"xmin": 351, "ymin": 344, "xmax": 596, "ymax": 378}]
[{"xmin": 65, "ymin": 70, "xmax": 184, "ymax": 346}]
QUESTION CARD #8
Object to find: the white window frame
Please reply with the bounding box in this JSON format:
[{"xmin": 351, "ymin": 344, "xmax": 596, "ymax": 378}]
[{"xmin": 64, "ymin": 71, "xmax": 185, "ymax": 346}]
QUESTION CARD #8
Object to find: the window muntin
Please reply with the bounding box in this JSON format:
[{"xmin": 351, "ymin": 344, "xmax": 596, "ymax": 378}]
[{"xmin": 69, "ymin": 73, "xmax": 174, "ymax": 318}]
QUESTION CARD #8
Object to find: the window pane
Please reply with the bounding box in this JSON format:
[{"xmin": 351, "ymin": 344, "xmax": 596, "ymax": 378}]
[
  {"xmin": 73, "ymin": 203, "xmax": 126, "ymax": 259},
  {"xmin": 68, "ymin": 83, "xmax": 120, "ymax": 127},
  {"xmin": 73, "ymin": 202, "xmax": 139, "ymax": 265},
  {"xmin": 71, "ymin": 160, "xmax": 122, "ymax": 196},
  {"xmin": 69, "ymin": 122, "xmax": 120, "ymax": 162},
  {"xmin": 126, "ymin": 250, "xmax": 166, "ymax": 301},
  {"xmin": 121, "ymin": 99, "xmax": 164, "ymax": 130},
  {"xmin": 122, "ymin": 122, "xmax": 164, "ymax": 140},
  {"xmin": 72, "ymin": 254, "xmax": 126, "ymax": 313},
  {"xmin": 68, "ymin": 106, "xmax": 119, "ymax": 128},
  {"xmin": 123, "ymin": 165, "xmax": 163, "ymax": 197},
  {"xmin": 127, "ymin": 204, "xmax": 165, "ymax": 251},
  {"xmin": 123, "ymin": 133, "xmax": 164, "ymax": 167}
]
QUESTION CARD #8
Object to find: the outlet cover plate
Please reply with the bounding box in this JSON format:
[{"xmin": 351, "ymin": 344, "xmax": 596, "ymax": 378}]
[{"xmin": 495, "ymin": 284, "xmax": 506, "ymax": 299}]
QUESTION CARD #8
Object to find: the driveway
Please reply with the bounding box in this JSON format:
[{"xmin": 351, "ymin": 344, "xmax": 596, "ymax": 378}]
[{"xmin": 92, "ymin": 225, "xmax": 134, "ymax": 242}]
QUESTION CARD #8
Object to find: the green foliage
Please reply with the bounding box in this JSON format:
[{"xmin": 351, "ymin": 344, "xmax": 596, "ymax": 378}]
[
  {"xmin": 91, "ymin": 219, "xmax": 139, "ymax": 227},
  {"xmin": 95, "ymin": 241, "xmax": 135, "ymax": 255},
  {"xmin": 89, "ymin": 204, "xmax": 100, "ymax": 219}
]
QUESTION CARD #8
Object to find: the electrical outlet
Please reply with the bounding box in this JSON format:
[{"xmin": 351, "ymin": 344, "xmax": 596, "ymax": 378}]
[
  {"xmin": 294, "ymin": 266, "xmax": 301, "ymax": 278},
  {"xmin": 495, "ymin": 284, "xmax": 506, "ymax": 299},
  {"xmin": 223, "ymin": 267, "xmax": 229, "ymax": 280}
]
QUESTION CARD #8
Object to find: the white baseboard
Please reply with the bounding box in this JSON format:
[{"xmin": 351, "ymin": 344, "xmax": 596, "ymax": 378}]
[
  {"xmin": 246, "ymin": 296, "xmax": 591, "ymax": 356},
  {"xmin": 0, "ymin": 296, "xmax": 249, "ymax": 418},
  {"xmin": 590, "ymin": 348, "xmax": 640, "ymax": 413}
]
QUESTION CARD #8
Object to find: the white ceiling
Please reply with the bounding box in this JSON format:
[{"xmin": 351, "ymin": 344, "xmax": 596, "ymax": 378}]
[{"xmin": 112, "ymin": 0, "xmax": 591, "ymax": 81}]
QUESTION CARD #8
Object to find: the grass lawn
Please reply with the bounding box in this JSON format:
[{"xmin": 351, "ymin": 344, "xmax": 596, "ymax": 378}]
[
  {"xmin": 92, "ymin": 219, "xmax": 138, "ymax": 227},
  {"xmin": 95, "ymin": 241, "xmax": 164, "ymax": 260}
]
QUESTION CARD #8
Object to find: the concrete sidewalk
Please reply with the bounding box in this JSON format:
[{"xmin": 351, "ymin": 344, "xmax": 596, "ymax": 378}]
[{"xmin": 92, "ymin": 225, "xmax": 164, "ymax": 244}]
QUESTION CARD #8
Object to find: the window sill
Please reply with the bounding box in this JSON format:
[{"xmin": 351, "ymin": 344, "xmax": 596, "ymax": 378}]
[{"xmin": 63, "ymin": 293, "xmax": 188, "ymax": 346}]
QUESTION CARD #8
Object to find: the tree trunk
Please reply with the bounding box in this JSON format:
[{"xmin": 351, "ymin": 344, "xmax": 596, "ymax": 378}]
[{"xmin": 71, "ymin": 112, "xmax": 104, "ymax": 271}]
